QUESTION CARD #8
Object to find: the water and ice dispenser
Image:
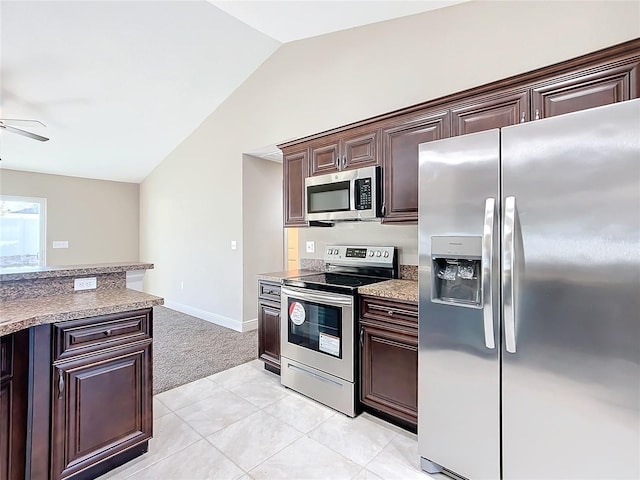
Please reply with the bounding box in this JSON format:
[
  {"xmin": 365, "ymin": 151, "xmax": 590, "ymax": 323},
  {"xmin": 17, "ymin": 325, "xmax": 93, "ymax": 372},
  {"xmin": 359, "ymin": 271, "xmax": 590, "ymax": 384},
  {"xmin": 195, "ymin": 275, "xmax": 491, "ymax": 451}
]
[{"xmin": 431, "ymin": 236, "xmax": 483, "ymax": 308}]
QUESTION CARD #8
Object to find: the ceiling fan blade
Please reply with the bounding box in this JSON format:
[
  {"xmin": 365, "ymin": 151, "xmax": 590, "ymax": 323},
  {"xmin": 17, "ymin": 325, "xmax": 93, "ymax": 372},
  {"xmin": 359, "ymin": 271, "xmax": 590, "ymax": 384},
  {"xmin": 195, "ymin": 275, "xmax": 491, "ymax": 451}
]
[
  {"xmin": 0, "ymin": 124, "xmax": 50, "ymax": 142},
  {"xmin": 0, "ymin": 118, "xmax": 47, "ymax": 127}
]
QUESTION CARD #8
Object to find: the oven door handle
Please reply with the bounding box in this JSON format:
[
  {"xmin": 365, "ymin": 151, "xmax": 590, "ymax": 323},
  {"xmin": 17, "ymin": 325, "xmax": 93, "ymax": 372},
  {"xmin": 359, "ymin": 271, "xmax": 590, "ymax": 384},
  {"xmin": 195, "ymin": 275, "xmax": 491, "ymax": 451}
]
[{"xmin": 281, "ymin": 286, "xmax": 353, "ymax": 307}]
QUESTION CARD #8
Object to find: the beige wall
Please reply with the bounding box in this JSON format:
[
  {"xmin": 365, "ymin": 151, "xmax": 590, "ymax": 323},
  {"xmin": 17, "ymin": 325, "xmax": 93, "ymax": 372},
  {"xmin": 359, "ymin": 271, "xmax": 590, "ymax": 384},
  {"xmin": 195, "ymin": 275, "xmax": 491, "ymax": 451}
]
[
  {"xmin": 242, "ymin": 155, "xmax": 283, "ymax": 325},
  {"xmin": 1, "ymin": 169, "xmax": 139, "ymax": 265},
  {"xmin": 140, "ymin": 1, "xmax": 640, "ymax": 329}
]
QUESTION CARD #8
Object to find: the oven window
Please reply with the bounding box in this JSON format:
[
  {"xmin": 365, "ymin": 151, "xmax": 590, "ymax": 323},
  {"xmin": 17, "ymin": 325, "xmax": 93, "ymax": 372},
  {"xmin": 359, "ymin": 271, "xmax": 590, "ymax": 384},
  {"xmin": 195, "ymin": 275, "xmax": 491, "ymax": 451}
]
[
  {"xmin": 287, "ymin": 298, "xmax": 342, "ymax": 358},
  {"xmin": 307, "ymin": 181, "xmax": 350, "ymax": 213}
]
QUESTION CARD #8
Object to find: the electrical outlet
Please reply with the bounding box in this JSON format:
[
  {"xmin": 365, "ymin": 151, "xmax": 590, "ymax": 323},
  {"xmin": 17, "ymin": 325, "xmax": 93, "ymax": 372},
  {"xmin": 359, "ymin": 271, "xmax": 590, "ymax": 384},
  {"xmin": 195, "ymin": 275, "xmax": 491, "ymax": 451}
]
[
  {"xmin": 74, "ymin": 277, "xmax": 97, "ymax": 291},
  {"xmin": 231, "ymin": 240, "xmax": 237, "ymax": 250},
  {"xmin": 53, "ymin": 240, "xmax": 69, "ymax": 249},
  {"xmin": 306, "ymin": 241, "xmax": 315, "ymax": 253}
]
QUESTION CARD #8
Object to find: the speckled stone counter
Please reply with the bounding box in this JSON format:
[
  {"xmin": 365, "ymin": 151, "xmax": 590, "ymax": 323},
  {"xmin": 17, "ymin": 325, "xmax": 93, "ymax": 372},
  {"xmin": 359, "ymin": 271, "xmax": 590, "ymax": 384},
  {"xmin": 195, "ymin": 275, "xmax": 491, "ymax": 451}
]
[
  {"xmin": 0, "ymin": 262, "xmax": 154, "ymax": 300},
  {"xmin": 358, "ymin": 279, "xmax": 418, "ymax": 303},
  {"xmin": 0, "ymin": 288, "xmax": 164, "ymax": 336},
  {"xmin": 257, "ymin": 269, "xmax": 316, "ymax": 283},
  {"xmin": 0, "ymin": 261, "xmax": 153, "ymax": 281}
]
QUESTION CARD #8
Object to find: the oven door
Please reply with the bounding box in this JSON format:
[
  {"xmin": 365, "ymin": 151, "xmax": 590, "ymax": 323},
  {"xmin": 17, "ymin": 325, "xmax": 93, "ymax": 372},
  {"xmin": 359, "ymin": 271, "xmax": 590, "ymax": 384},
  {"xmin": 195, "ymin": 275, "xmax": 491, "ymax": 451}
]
[{"xmin": 280, "ymin": 286, "xmax": 354, "ymax": 382}]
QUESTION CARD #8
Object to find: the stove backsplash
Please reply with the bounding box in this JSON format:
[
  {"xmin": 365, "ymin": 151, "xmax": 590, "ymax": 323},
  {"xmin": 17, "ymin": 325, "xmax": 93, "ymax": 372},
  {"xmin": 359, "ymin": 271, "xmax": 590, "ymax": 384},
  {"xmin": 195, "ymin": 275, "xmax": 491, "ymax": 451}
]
[
  {"xmin": 297, "ymin": 221, "xmax": 418, "ymax": 270},
  {"xmin": 298, "ymin": 258, "xmax": 417, "ymax": 280}
]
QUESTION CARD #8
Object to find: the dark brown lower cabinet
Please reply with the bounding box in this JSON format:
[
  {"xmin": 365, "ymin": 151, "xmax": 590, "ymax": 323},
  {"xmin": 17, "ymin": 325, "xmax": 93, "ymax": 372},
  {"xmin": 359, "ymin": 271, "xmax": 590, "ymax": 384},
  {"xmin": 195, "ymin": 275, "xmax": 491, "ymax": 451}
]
[
  {"xmin": 50, "ymin": 309, "xmax": 153, "ymax": 480},
  {"xmin": 258, "ymin": 302, "xmax": 281, "ymax": 372},
  {"xmin": 0, "ymin": 331, "xmax": 28, "ymax": 480},
  {"xmin": 257, "ymin": 280, "xmax": 282, "ymax": 374},
  {"xmin": 359, "ymin": 296, "xmax": 418, "ymax": 429}
]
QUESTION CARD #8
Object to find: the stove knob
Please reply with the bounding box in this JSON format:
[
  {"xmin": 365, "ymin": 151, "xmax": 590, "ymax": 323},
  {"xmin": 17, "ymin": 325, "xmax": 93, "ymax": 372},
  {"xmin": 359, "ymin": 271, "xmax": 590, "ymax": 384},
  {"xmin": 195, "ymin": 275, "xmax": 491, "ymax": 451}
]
[
  {"xmin": 368, "ymin": 251, "xmax": 374, "ymax": 257},
  {"xmin": 383, "ymin": 251, "xmax": 389, "ymax": 258},
  {"xmin": 375, "ymin": 251, "xmax": 382, "ymax": 257}
]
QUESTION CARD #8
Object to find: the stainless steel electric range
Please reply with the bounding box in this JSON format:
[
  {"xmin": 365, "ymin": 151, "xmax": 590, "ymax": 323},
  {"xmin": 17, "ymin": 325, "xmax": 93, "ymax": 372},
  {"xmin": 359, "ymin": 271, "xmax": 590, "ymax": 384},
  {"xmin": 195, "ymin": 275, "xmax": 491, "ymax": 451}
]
[{"xmin": 280, "ymin": 245, "xmax": 398, "ymax": 416}]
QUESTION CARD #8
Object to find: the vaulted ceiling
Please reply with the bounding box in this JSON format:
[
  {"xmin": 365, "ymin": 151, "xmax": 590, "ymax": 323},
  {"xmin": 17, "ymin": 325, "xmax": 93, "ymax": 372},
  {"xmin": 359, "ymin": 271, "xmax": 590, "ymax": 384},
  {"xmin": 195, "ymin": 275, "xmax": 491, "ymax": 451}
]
[{"xmin": 0, "ymin": 1, "xmax": 467, "ymax": 183}]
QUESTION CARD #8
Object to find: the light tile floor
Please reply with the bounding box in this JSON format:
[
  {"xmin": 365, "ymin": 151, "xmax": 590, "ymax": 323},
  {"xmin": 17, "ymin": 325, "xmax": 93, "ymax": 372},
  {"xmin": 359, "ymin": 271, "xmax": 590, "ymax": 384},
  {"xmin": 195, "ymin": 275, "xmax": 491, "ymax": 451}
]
[{"xmin": 98, "ymin": 360, "xmax": 445, "ymax": 480}]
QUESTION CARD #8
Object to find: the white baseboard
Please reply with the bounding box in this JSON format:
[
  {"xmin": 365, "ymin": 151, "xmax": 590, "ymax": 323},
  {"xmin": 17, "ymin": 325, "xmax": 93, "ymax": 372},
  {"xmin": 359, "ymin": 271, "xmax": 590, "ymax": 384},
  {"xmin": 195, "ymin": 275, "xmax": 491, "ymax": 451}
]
[
  {"xmin": 126, "ymin": 270, "xmax": 145, "ymax": 292},
  {"xmin": 163, "ymin": 300, "xmax": 256, "ymax": 333},
  {"xmin": 243, "ymin": 318, "xmax": 258, "ymax": 332}
]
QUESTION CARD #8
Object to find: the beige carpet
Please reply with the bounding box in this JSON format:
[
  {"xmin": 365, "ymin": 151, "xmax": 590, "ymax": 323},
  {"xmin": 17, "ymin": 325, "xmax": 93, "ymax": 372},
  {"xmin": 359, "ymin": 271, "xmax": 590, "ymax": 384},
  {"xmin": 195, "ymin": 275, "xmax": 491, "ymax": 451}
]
[{"xmin": 152, "ymin": 306, "xmax": 258, "ymax": 394}]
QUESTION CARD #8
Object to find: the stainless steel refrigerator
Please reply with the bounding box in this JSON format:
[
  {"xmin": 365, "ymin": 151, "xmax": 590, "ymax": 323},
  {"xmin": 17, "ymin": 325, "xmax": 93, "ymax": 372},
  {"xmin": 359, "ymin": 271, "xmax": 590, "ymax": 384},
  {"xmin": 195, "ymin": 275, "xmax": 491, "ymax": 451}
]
[{"xmin": 417, "ymin": 99, "xmax": 640, "ymax": 480}]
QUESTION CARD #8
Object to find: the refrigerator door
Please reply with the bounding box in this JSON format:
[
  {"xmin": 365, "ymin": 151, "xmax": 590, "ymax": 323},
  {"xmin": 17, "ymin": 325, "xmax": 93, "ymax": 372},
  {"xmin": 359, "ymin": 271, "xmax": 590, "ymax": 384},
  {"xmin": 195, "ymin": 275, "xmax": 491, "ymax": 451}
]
[
  {"xmin": 501, "ymin": 99, "xmax": 640, "ymax": 479},
  {"xmin": 418, "ymin": 130, "xmax": 500, "ymax": 480}
]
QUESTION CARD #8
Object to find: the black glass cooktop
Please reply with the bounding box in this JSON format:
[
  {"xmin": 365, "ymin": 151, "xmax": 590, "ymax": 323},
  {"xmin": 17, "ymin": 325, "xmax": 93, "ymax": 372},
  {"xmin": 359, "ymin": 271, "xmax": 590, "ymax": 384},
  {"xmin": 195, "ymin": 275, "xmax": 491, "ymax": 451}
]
[{"xmin": 283, "ymin": 272, "xmax": 387, "ymax": 294}]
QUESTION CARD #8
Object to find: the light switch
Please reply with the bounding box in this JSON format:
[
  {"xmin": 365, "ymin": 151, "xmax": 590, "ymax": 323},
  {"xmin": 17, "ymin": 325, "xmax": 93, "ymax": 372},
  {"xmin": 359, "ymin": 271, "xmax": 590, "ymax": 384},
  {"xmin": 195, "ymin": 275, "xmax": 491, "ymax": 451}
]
[
  {"xmin": 306, "ymin": 241, "xmax": 315, "ymax": 253},
  {"xmin": 231, "ymin": 240, "xmax": 237, "ymax": 250}
]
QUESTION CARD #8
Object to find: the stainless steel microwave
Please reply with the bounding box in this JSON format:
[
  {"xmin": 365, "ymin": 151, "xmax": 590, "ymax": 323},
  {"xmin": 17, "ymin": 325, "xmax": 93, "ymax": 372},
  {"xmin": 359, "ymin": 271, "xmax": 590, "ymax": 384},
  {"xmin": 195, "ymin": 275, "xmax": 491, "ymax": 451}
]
[{"xmin": 305, "ymin": 165, "xmax": 381, "ymax": 222}]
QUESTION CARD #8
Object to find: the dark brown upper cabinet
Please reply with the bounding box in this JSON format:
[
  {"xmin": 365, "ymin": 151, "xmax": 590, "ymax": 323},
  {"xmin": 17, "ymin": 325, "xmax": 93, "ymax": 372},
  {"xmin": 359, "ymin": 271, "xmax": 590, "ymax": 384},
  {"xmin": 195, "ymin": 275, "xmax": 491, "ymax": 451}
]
[
  {"xmin": 451, "ymin": 90, "xmax": 530, "ymax": 136},
  {"xmin": 310, "ymin": 128, "xmax": 378, "ymax": 176},
  {"xmin": 282, "ymin": 147, "xmax": 309, "ymax": 227},
  {"xmin": 381, "ymin": 111, "xmax": 450, "ymax": 224},
  {"xmin": 531, "ymin": 58, "xmax": 639, "ymax": 119},
  {"xmin": 278, "ymin": 39, "xmax": 639, "ymax": 228}
]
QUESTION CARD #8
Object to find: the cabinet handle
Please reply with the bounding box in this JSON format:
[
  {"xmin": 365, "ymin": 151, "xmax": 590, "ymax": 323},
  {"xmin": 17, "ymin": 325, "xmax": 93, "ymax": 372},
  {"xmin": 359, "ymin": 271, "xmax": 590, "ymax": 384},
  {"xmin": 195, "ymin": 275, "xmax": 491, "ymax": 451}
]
[
  {"xmin": 58, "ymin": 370, "xmax": 65, "ymax": 399},
  {"xmin": 520, "ymin": 112, "xmax": 526, "ymax": 123},
  {"xmin": 535, "ymin": 109, "xmax": 540, "ymax": 120},
  {"xmin": 335, "ymin": 156, "xmax": 339, "ymax": 167},
  {"xmin": 369, "ymin": 304, "xmax": 417, "ymax": 318},
  {"xmin": 342, "ymin": 156, "xmax": 346, "ymax": 169},
  {"xmin": 359, "ymin": 327, "xmax": 364, "ymax": 347},
  {"xmin": 381, "ymin": 204, "xmax": 386, "ymax": 216},
  {"xmin": 104, "ymin": 329, "xmax": 112, "ymax": 337}
]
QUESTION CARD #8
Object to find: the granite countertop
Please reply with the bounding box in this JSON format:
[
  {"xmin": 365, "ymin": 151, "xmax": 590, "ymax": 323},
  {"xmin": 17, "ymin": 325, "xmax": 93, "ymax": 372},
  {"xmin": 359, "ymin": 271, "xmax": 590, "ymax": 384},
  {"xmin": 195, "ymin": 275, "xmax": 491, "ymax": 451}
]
[
  {"xmin": 0, "ymin": 262, "xmax": 154, "ymax": 282},
  {"xmin": 359, "ymin": 279, "xmax": 418, "ymax": 303},
  {"xmin": 0, "ymin": 288, "xmax": 164, "ymax": 336},
  {"xmin": 257, "ymin": 269, "xmax": 316, "ymax": 283}
]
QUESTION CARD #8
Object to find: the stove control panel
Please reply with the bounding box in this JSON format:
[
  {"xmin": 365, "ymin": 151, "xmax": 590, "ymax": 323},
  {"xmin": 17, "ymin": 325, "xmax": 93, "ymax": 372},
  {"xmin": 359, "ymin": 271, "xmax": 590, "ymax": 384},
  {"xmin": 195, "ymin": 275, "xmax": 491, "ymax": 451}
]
[{"xmin": 325, "ymin": 245, "xmax": 396, "ymax": 267}]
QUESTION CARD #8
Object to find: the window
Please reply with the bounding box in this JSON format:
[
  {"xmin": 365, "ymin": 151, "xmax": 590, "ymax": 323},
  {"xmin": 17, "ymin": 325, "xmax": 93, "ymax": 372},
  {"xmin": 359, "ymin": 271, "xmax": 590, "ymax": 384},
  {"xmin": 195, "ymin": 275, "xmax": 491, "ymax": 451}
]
[{"xmin": 0, "ymin": 196, "xmax": 46, "ymax": 267}]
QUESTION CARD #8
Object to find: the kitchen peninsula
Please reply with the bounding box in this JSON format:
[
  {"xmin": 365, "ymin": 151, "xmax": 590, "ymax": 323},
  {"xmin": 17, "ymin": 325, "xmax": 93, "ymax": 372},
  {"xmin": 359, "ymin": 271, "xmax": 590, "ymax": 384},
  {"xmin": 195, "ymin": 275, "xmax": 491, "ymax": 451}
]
[{"xmin": 0, "ymin": 262, "xmax": 163, "ymax": 480}]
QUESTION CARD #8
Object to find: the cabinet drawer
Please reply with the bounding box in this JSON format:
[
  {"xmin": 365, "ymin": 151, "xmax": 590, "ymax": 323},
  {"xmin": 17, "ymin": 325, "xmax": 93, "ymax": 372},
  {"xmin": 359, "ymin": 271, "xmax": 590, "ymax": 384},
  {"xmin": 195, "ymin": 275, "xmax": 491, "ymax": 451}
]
[
  {"xmin": 361, "ymin": 296, "xmax": 418, "ymax": 329},
  {"xmin": 0, "ymin": 335, "xmax": 11, "ymax": 380},
  {"xmin": 258, "ymin": 281, "xmax": 281, "ymax": 303},
  {"xmin": 54, "ymin": 309, "xmax": 151, "ymax": 361}
]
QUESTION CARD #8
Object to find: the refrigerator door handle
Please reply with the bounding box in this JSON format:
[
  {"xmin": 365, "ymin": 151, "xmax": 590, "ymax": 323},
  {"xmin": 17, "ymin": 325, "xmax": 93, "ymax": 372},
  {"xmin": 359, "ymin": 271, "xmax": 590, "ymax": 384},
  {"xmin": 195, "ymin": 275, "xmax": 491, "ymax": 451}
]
[
  {"xmin": 503, "ymin": 195, "xmax": 517, "ymax": 353},
  {"xmin": 482, "ymin": 197, "xmax": 496, "ymax": 349}
]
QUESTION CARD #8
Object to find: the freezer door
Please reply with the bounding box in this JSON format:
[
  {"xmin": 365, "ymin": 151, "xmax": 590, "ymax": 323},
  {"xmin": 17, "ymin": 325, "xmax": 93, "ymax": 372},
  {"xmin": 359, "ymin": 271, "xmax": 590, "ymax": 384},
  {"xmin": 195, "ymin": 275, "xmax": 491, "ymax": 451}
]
[
  {"xmin": 418, "ymin": 130, "xmax": 500, "ymax": 480},
  {"xmin": 501, "ymin": 99, "xmax": 640, "ymax": 479}
]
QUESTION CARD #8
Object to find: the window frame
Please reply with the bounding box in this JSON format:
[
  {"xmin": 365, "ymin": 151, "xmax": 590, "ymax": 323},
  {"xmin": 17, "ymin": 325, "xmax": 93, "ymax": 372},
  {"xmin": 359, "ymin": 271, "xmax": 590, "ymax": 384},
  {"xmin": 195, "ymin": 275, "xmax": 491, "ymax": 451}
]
[{"xmin": 0, "ymin": 195, "xmax": 47, "ymax": 267}]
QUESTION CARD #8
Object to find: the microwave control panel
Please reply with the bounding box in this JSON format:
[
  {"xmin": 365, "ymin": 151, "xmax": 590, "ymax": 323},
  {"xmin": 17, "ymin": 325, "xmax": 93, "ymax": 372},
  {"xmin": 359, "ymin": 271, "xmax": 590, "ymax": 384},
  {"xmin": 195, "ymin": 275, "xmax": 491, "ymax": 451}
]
[{"xmin": 354, "ymin": 178, "xmax": 372, "ymax": 210}]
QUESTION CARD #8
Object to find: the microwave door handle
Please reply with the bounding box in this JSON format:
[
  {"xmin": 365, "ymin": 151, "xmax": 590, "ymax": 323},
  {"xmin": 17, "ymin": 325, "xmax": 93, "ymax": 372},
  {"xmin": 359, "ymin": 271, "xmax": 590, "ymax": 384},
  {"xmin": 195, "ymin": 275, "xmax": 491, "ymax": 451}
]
[
  {"xmin": 281, "ymin": 287, "xmax": 353, "ymax": 307},
  {"xmin": 350, "ymin": 178, "xmax": 356, "ymax": 211}
]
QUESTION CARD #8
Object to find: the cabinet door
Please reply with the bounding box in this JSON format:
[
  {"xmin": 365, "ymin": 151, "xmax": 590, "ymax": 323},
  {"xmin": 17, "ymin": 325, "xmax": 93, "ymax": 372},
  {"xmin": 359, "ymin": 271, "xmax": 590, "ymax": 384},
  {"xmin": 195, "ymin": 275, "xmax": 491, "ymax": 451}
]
[
  {"xmin": 258, "ymin": 301, "xmax": 281, "ymax": 371},
  {"xmin": 51, "ymin": 342, "xmax": 152, "ymax": 480},
  {"xmin": 360, "ymin": 322, "xmax": 418, "ymax": 426},
  {"xmin": 381, "ymin": 111, "xmax": 450, "ymax": 223},
  {"xmin": 283, "ymin": 148, "xmax": 309, "ymax": 227},
  {"xmin": 532, "ymin": 60, "xmax": 639, "ymax": 119},
  {"xmin": 0, "ymin": 380, "xmax": 10, "ymax": 480},
  {"xmin": 0, "ymin": 332, "xmax": 28, "ymax": 480},
  {"xmin": 310, "ymin": 138, "xmax": 340, "ymax": 176},
  {"xmin": 342, "ymin": 129, "xmax": 378, "ymax": 170},
  {"xmin": 451, "ymin": 90, "xmax": 529, "ymax": 136}
]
